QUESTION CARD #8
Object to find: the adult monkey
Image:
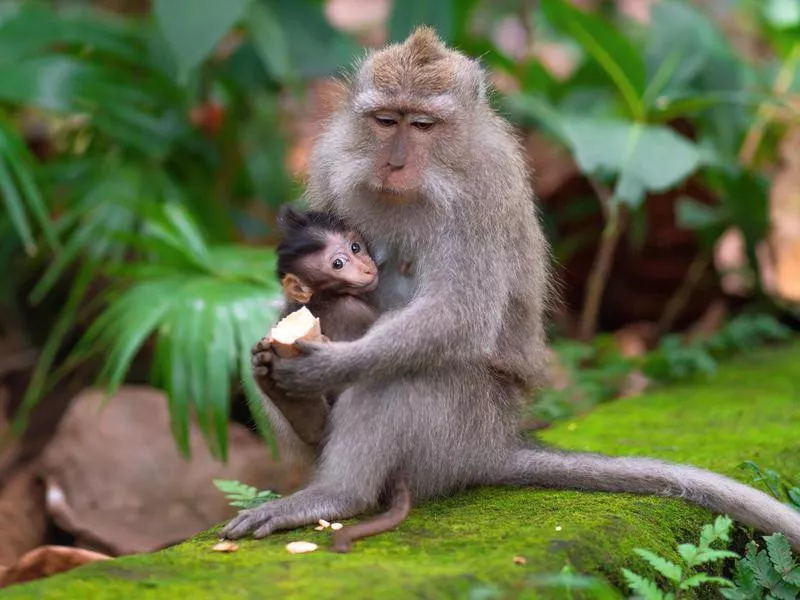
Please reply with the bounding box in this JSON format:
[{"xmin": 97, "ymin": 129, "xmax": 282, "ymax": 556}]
[{"xmin": 223, "ymin": 27, "xmax": 800, "ymax": 549}]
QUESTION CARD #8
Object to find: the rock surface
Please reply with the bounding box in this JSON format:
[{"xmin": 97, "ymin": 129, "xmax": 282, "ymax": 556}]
[{"xmin": 4, "ymin": 342, "xmax": 800, "ymax": 599}]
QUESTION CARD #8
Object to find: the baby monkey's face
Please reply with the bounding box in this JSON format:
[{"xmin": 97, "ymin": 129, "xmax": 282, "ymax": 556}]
[{"xmin": 302, "ymin": 230, "xmax": 379, "ymax": 294}]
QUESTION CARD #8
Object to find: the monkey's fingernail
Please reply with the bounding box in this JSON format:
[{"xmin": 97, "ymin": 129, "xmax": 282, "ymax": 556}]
[
  {"xmin": 286, "ymin": 541, "xmax": 318, "ymax": 554},
  {"xmin": 330, "ymin": 523, "xmax": 343, "ymax": 530},
  {"xmin": 318, "ymin": 519, "xmax": 330, "ymax": 528}
]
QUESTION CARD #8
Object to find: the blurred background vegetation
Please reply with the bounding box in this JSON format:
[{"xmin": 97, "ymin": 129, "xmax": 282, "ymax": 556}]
[{"xmin": 1, "ymin": 0, "xmax": 799, "ymax": 464}]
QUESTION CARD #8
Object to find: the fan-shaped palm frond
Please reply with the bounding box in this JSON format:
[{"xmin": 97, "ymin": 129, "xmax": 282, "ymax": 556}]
[{"xmin": 54, "ymin": 203, "xmax": 282, "ymax": 460}]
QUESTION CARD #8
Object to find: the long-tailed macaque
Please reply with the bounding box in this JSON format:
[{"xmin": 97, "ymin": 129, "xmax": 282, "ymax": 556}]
[
  {"xmin": 255, "ymin": 206, "xmax": 412, "ymax": 551},
  {"xmin": 224, "ymin": 27, "xmax": 800, "ymax": 550}
]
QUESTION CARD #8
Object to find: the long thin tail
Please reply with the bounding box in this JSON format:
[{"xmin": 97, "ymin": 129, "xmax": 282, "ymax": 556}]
[
  {"xmin": 499, "ymin": 447, "xmax": 800, "ymax": 550},
  {"xmin": 330, "ymin": 477, "xmax": 412, "ymax": 553}
]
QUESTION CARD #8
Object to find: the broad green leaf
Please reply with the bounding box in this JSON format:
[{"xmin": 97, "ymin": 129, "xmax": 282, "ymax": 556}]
[
  {"xmin": 785, "ymin": 567, "xmax": 800, "ymax": 585},
  {"xmin": 748, "ymin": 546, "xmax": 783, "ymax": 589},
  {"xmin": 633, "ymin": 549, "xmax": 682, "ymax": 582},
  {"xmin": 268, "ymin": 0, "xmax": 359, "ymax": 79},
  {"xmin": 765, "ymin": 0, "xmax": 800, "ymax": 29},
  {"xmin": 558, "ymin": 117, "xmax": 701, "ymax": 207},
  {"xmin": 679, "ymin": 573, "xmax": 734, "ymax": 590},
  {"xmin": 765, "ymin": 533, "xmax": 796, "ymax": 574},
  {"xmin": 389, "ymin": 0, "xmax": 454, "ymax": 44},
  {"xmin": 621, "ymin": 569, "xmax": 669, "ymax": 600},
  {"xmin": 542, "ymin": 0, "xmax": 645, "ymax": 119},
  {"xmin": 675, "ymin": 198, "xmax": 727, "ymax": 231},
  {"xmin": 645, "ymin": 0, "xmax": 717, "ymax": 96},
  {"xmin": 677, "ymin": 543, "xmax": 699, "ymax": 565},
  {"xmin": 691, "ymin": 549, "xmax": 740, "ymax": 565},
  {"xmin": 153, "ymin": 0, "xmax": 252, "ymax": 79},
  {"xmin": 772, "ymin": 581, "xmax": 800, "ymax": 600},
  {"xmin": 246, "ymin": 0, "xmax": 291, "ymax": 82}
]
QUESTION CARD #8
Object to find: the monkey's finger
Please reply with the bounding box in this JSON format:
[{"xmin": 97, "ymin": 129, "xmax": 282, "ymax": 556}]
[
  {"xmin": 253, "ymin": 366, "xmax": 269, "ymax": 378},
  {"xmin": 252, "ymin": 338, "xmax": 272, "ymax": 355},
  {"xmin": 253, "ymin": 514, "xmax": 309, "ymax": 538},
  {"xmin": 222, "ymin": 514, "xmax": 262, "ymax": 539},
  {"xmin": 252, "ymin": 351, "xmax": 272, "ymax": 367}
]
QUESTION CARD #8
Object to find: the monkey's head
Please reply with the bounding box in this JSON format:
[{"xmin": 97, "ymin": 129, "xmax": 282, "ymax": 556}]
[
  {"xmin": 275, "ymin": 206, "xmax": 378, "ymax": 304},
  {"xmin": 326, "ymin": 26, "xmax": 489, "ymax": 207}
]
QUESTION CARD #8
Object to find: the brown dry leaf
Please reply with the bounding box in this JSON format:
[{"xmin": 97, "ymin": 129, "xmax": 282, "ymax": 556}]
[
  {"xmin": 769, "ymin": 127, "xmax": 800, "ymax": 303},
  {"xmin": 613, "ymin": 322, "xmax": 657, "ymax": 358},
  {"xmin": 512, "ymin": 555, "xmax": 528, "ymax": 565},
  {"xmin": 40, "ymin": 386, "xmax": 300, "ymax": 556},
  {"xmin": 0, "ymin": 545, "xmax": 110, "ymax": 589},
  {"xmin": 0, "ymin": 387, "xmax": 48, "ymax": 567}
]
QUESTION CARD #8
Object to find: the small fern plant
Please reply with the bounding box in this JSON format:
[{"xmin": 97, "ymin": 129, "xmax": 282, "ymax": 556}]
[
  {"xmin": 721, "ymin": 534, "xmax": 800, "ymax": 600},
  {"xmin": 213, "ymin": 479, "xmax": 280, "ymax": 510},
  {"xmin": 622, "ymin": 515, "xmax": 738, "ymax": 599}
]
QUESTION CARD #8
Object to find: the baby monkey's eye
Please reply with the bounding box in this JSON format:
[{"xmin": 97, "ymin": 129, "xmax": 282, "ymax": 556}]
[
  {"xmin": 332, "ymin": 258, "xmax": 345, "ymax": 270},
  {"xmin": 350, "ymin": 242, "xmax": 361, "ymax": 254}
]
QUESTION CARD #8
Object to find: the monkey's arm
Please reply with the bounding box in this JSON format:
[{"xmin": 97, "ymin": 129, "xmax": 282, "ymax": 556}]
[{"xmin": 271, "ymin": 239, "xmax": 509, "ymax": 394}]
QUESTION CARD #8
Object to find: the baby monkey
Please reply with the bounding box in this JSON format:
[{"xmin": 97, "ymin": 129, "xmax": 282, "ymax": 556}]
[{"xmin": 256, "ymin": 205, "xmax": 411, "ymax": 552}]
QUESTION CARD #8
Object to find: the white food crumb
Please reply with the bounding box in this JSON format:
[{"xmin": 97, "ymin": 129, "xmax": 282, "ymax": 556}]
[
  {"xmin": 318, "ymin": 519, "xmax": 330, "ymax": 528},
  {"xmin": 331, "ymin": 523, "xmax": 343, "ymax": 531},
  {"xmin": 555, "ymin": 526, "xmax": 562, "ymax": 532},
  {"xmin": 286, "ymin": 541, "xmax": 318, "ymax": 554}
]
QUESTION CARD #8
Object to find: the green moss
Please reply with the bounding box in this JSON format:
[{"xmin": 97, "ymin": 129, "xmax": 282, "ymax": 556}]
[{"xmin": 7, "ymin": 342, "xmax": 800, "ymax": 599}]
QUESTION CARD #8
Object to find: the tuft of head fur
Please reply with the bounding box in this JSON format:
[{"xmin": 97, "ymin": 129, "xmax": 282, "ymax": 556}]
[{"xmin": 275, "ymin": 206, "xmax": 349, "ymax": 279}]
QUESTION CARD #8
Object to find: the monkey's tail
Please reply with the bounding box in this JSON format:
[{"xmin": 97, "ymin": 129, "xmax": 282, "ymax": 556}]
[
  {"xmin": 330, "ymin": 477, "xmax": 412, "ymax": 553},
  {"xmin": 499, "ymin": 446, "xmax": 800, "ymax": 551}
]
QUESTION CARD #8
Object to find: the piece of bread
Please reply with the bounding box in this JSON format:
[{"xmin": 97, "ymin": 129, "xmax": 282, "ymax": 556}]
[{"xmin": 269, "ymin": 306, "xmax": 322, "ymax": 358}]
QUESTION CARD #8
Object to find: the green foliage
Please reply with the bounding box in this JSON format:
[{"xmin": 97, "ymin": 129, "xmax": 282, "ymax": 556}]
[
  {"xmin": 534, "ymin": 313, "xmax": 791, "ymax": 424},
  {"xmin": 721, "ymin": 535, "xmax": 800, "ymax": 600},
  {"xmin": 643, "ymin": 314, "xmax": 791, "ymax": 383},
  {"xmin": 622, "ymin": 515, "xmax": 737, "ymax": 599},
  {"xmin": 739, "ymin": 461, "xmax": 800, "ymax": 512},
  {"xmin": 212, "ymin": 479, "xmax": 280, "ymax": 510}
]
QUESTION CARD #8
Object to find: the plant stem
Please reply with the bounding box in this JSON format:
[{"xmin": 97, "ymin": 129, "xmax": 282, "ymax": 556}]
[
  {"xmin": 656, "ymin": 252, "xmax": 712, "ymax": 336},
  {"xmin": 738, "ymin": 43, "xmax": 800, "ymax": 166},
  {"xmin": 578, "ymin": 180, "xmax": 625, "ymax": 342}
]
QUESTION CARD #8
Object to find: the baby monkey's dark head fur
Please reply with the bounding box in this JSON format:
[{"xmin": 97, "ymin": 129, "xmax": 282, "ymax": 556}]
[{"xmin": 275, "ymin": 205, "xmax": 378, "ymax": 305}]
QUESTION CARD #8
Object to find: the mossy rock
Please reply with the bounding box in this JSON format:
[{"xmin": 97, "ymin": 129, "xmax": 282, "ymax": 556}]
[{"xmin": 6, "ymin": 342, "xmax": 800, "ymax": 599}]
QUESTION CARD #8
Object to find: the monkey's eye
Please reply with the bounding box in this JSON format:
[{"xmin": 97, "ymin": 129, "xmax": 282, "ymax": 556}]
[
  {"xmin": 332, "ymin": 258, "xmax": 345, "ymax": 270},
  {"xmin": 350, "ymin": 242, "xmax": 361, "ymax": 254},
  {"xmin": 374, "ymin": 114, "xmax": 398, "ymax": 127},
  {"xmin": 411, "ymin": 118, "xmax": 435, "ymax": 131}
]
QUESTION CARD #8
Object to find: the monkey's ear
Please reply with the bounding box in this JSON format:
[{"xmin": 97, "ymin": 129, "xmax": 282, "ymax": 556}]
[
  {"xmin": 277, "ymin": 205, "xmax": 307, "ymax": 234},
  {"xmin": 282, "ymin": 274, "xmax": 313, "ymax": 304}
]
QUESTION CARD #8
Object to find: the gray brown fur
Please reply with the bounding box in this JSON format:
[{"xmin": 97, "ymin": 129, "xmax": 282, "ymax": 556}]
[{"xmin": 225, "ymin": 27, "xmax": 800, "ymax": 550}]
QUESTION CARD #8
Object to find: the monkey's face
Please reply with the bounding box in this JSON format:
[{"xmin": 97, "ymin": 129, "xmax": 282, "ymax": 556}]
[
  {"xmin": 301, "ymin": 231, "xmax": 379, "ymax": 295},
  {"xmin": 365, "ymin": 112, "xmax": 438, "ymax": 200}
]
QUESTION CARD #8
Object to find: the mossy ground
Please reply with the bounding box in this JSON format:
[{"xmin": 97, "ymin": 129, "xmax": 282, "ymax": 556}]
[{"xmin": 5, "ymin": 342, "xmax": 800, "ymax": 599}]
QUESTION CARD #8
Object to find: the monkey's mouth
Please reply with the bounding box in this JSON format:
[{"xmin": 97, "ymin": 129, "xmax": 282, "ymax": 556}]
[{"xmin": 358, "ymin": 278, "xmax": 380, "ymax": 293}]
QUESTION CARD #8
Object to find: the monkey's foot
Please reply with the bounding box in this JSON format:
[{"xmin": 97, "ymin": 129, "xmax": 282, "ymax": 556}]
[{"xmin": 221, "ymin": 489, "xmax": 364, "ymax": 540}]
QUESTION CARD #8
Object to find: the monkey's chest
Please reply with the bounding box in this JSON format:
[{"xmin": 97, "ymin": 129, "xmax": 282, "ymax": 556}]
[{"xmin": 371, "ymin": 244, "xmax": 416, "ymax": 312}]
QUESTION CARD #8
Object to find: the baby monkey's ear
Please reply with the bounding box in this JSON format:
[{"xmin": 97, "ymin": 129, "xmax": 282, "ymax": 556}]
[{"xmin": 281, "ymin": 273, "xmax": 313, "ymax": 304}]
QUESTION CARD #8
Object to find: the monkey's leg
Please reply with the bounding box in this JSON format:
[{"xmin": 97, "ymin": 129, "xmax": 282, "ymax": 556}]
[
  {"xmin": 252, "ymin": 340, "xmax": 330, "ymax": 447},
  {"xmin": 330, "ymin": 476, "xmax": 411, "ymax": 553},
  {"xmin": 222, "ymin": 385, "xmax": 399, "ymax": 540},
  {"xmin": 496, "ymin": 446, "xmax": 800, "ymax": 551}
]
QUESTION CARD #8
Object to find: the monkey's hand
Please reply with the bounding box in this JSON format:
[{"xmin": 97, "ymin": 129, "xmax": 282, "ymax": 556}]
[
  {"xmin": 271, "ymin": 340, "xmax": 353, "ymax": 398},
  {"xmin": 251, "ymin": 337, "xmax": 280, "ymax": 397}
]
